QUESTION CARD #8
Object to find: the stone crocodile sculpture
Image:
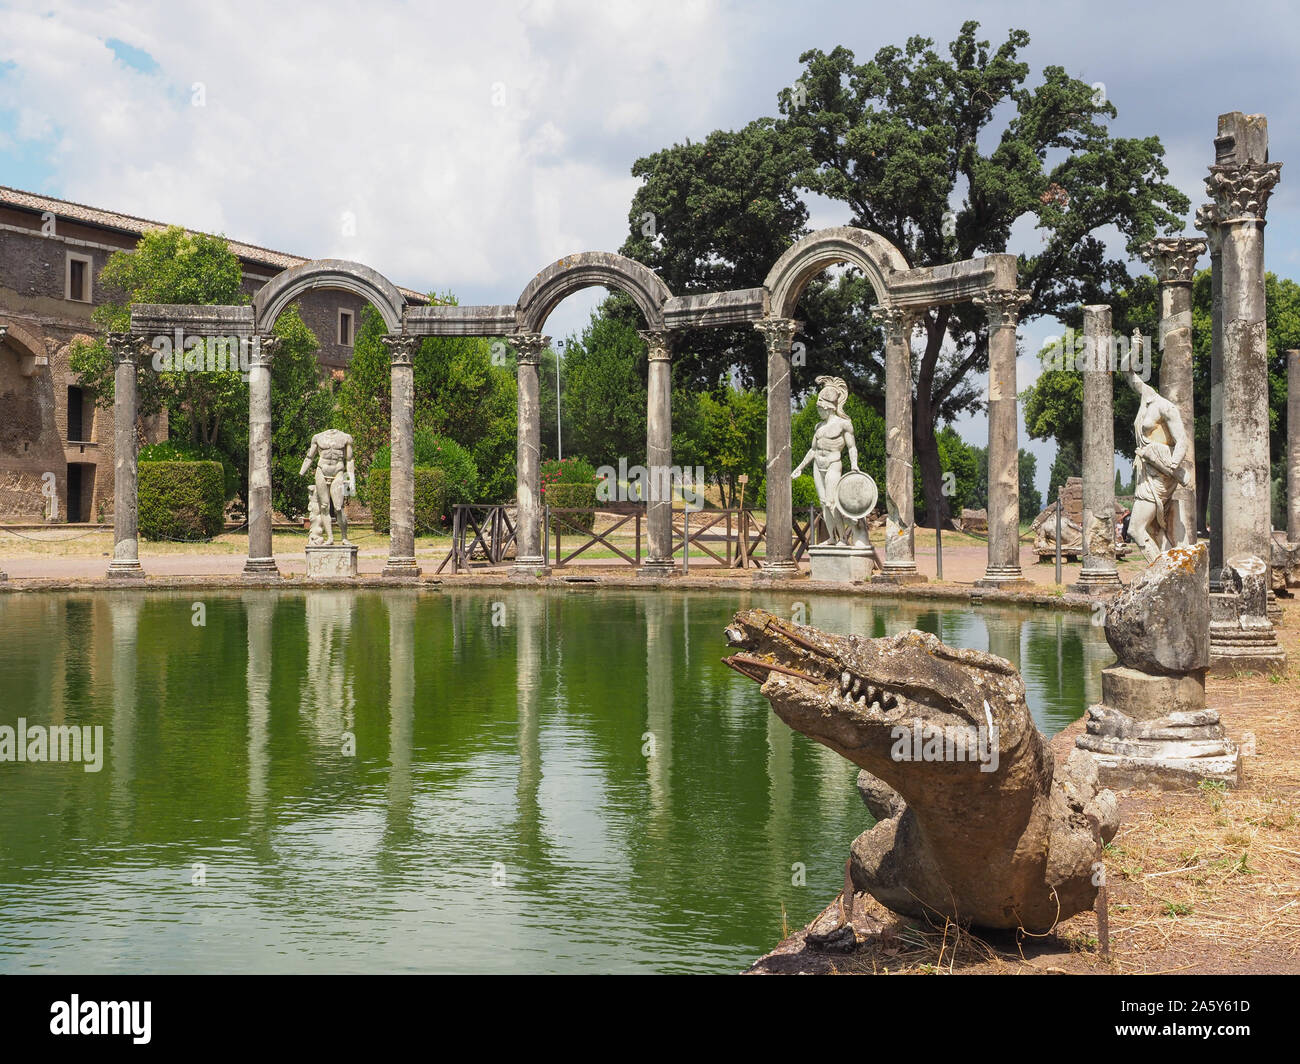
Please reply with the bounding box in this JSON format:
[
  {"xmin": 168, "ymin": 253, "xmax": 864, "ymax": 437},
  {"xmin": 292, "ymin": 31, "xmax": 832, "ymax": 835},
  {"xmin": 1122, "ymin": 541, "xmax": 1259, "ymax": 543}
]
[{"xmin": 724, "ymin": 608, "xmax": 1118, "ymax": 932}]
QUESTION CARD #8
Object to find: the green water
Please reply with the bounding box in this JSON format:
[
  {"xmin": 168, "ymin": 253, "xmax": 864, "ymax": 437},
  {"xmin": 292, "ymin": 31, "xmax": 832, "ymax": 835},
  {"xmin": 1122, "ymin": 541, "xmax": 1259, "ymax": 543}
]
[{"xmin": 0, "ymin": 589, "xmax": 1110, "ymax": 974}]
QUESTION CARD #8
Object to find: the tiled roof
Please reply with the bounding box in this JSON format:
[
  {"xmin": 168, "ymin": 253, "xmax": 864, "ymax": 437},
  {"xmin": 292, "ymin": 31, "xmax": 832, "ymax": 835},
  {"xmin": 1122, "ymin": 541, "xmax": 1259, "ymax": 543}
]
[{"xmin": 0, "ymin": 185, "xmax": 427, "ymax": 302}]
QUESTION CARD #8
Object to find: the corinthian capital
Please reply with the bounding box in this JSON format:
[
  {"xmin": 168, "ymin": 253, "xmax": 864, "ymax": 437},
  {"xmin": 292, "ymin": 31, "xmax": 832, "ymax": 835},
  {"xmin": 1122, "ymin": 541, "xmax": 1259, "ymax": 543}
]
[
  {"xmin": 512, "ymin": 333, "xmax": 550, "ymax": 366},
  {"xmin": 250, "ymin": 334, "xmax": 281, "ymax": 367},
  {"xmin": 1206, "ymin": 161, "xmax": 1283, "ymax": 221},
  {"xmin": 638, "ymin": 330, "xmax": 673, "ymax": 362},
  {"xmin": 381, "ymin": 334, "xmax": 420, "ymax": 366},
  {"xmin": 1194, "ymin": 202, "xmax": 1223, "ymax": 255},
  {"xmin": 107, "ymin": 332, "xmax": 149, "ymax": 365},
  {"xmin": 869, "ymin": 304, "xmax": 917, "ymax": 344},
  {"xmin": 973, "ymin": 289, "xmax": 1031, "ymax": 329},
  {"xmin": 1141, "ymin": 237, "xmax": 1206, "ymax": 285},
  {"xmin": 752, "ymin": 317, "xmax": 801, "ymax": 354}
]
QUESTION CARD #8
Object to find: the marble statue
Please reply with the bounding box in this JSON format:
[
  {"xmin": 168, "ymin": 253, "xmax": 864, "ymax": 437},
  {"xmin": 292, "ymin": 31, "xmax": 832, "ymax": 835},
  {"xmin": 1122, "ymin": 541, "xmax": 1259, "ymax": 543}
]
[
  {"xmin": 792, "ymin": 376, "xmax": 872, "ymax": 548},
  {"xmin": 1122, "ymin": 331, "xmax": 1191, "ymax": 562},
  {"xmin": 301, "ymin": 429, "xmax": 357, "ymax": 546}
]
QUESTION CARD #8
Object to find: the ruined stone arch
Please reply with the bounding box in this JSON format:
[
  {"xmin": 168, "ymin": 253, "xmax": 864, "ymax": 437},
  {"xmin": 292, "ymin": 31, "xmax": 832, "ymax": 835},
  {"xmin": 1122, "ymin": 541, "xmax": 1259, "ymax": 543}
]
[
  {"xmin": 762, "ymin": 226, "xmax": 911, "ymax": 319},
  {"xmin": 0, "ymin": 319, "xmax": 50, "ymax": 377},
  {"xmin": 253, "ymin": 258, "xmax": 406, "ymax": 334},
  {"xmin": 515, "ymin": 252, "xmax": 672, "ymax": 334}
]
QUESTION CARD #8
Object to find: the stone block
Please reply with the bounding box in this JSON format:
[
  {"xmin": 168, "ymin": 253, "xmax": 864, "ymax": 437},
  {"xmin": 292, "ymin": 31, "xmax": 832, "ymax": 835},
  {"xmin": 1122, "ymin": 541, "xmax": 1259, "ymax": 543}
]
[
  {"xmin": 1100, "ymin": 665, "xmax": 1206, "ymax": 719},
  {"xmin": 1105, "ymin": 542, "xmax": 1209, "ymax": 674},
  {"xmin": 810, "ymin": 545, "xmax": 875, "ymax": 583},
  {"xmin": 306, "ymin": 544, "xmax": 358, "ymax": 580}
]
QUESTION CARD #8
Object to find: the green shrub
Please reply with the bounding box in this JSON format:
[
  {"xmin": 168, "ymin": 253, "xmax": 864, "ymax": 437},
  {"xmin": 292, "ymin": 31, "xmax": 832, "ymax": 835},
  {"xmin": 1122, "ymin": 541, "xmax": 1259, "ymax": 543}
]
[
  {"xmin": 140, "ymin": 439, "xmax": 237, "ymax": 500},
  {"xmin": 369, "ymin": 467, "xmax": 449, "ymax": 534},
  {"xmin": 546, "ymin": 482, "xmax": 597, "ymax": 533},
  {"xmin": 541, "ymin": 455, "xmax": 598, "ymax": 486},
  {"xmin": 372, "ymin": 430, "xmax": 479, "ymax": 506},
  {"xmin": 138, "ymin": 461, "xmax": 225, "ymax": 541},
  {"xmin": 755, "ymin": 475, "xmax": 819, "ymax": 512}
]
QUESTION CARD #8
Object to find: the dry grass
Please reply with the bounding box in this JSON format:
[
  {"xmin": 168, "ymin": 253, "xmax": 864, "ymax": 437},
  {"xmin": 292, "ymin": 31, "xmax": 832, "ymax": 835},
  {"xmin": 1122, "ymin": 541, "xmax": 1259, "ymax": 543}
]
[{"xmin": 753, "ymin": 604, "xmax": 1300, "ymax": 975}]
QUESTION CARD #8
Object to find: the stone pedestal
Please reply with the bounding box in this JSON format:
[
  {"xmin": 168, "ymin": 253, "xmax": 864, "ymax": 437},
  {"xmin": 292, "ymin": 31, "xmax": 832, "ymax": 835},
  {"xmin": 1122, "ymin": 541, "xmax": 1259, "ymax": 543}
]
[
  {"xmin": 810, "ymin": 544, "xmax": 875, "ymax": 583},
  {"xmin": 636, "ymin": 560, "xmax": 677, "ymax": 582},
  {"xmin": 1209, "ymin": 553, "xmax": 1286, "ymax": 673},
  {"xmin": 1076, "ymin": 542, "xmax": 1244, "ymax": 789},
  {"xmin": 306, "ymin": 544, "xmax": 358, "ymax": 580}
]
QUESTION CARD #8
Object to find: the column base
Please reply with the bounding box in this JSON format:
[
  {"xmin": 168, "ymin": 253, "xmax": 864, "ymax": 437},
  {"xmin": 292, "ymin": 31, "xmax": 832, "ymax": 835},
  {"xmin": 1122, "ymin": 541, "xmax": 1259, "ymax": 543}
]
[
  {"xmin": 241, "ymin": 557, "xmax": 281, "ymax": 581},
  {"xmin": 753, "ymin": 561, "xmax": 802, "ymax": 583},
  {"xmin": 974, "ymin": 564, "xmax": 1032, "ymax": 589},
  {"xmin": 1068, "ymin": 567, "xmax": 1124, "ymax": 595},
  {"xmin": 106, "ymin": 560, "xmax": 146, "ymax": 582},
  {"xmin": 1208, "ymin": 623, "xmax": 1287, "ymax": 675},
  {"xmin": 1267, "ymin": 589, "xmax": 1283, "ymax": 624},
  {"xmin": 874, "ymin": 561, "xmax": 928, "ymax": 585},
  {"xmin": 637, "ymin": 561, "xmax": 678, "ymax": 581},
  {"xmin": 510, "ymin": 558, "xmax": 551, "ymax": 582},
  {"xmin": 382, "ymin": 557, "xmax": 423, "ymax": 581}
]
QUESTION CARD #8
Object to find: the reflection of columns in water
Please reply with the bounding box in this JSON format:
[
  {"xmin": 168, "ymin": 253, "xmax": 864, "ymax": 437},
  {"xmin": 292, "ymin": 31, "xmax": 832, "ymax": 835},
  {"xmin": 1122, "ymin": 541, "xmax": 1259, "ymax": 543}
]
[
  {"xmin": 514, "ymin": 592, "xmax": 544, "ymax": 840},
  {"xmin": 644, "ymin": 594, "xmax": 673, "ymax": 813},
  {"xmin": 244, "ymin": 594, "xmax": 274, "ymax": 819},
  {"xmin": 386, "ymin": 594, "xmax": 416, "ymax": 829},
  {"xmin": 300, "ymin": 592, "xmax": 355, "ymax": 742},
  {"xmin": 109, "ymin": 594, "xmax": 143, "ymax": 828},
  {"xmin": 983, "ymin": 611, "xmax": 1022, "ymax": 673}
]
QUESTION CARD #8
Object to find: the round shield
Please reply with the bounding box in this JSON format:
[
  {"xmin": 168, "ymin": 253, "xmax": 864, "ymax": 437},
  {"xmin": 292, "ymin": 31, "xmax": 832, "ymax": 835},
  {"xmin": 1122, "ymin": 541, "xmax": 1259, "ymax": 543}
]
[{"xmin": 836, "ymin": 470, "xmax": 878, "ymax": 520}]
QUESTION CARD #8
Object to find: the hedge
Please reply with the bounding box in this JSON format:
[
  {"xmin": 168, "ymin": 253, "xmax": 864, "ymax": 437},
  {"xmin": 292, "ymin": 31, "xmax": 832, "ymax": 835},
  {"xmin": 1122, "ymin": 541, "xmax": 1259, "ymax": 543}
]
[
  {"xmin": 369, "ymin": 467, "xmax": 449, "ymax": 534},
  {"xmin": 138, "ymin": 461, "xmax": 225, "ymax": 541},
  {"xmin": 545, "ymin": 482, "xmax": 597, "ymax": 533}
]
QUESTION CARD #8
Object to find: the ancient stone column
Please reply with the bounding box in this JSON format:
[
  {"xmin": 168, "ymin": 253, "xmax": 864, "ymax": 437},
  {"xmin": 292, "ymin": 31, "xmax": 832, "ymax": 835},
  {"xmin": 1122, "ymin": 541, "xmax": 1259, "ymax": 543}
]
[
  {"xmin": 974, "ymin": 289, "xmax": 1031, "ymax": 587},
  {"xmin": 242, "ymin": 335, "xmax": 281, "ymax": 580},
  {"xmin": 1205, "ymin": 111, "xmax": 1285, "ymax": 671},
  {"xmin": 512, "ymin": 333, "xmax": 550, "ymax": 578},
  {"xmin": 106, "ymin": 332, "xmax": 145, "ymax": 581},
  {"xmin": 639, "ymin": 330, "xmax": 677, "ymax": 578},
  {"xmin": 1196, "ymin": 203, "xmax": 1225, "ymax": 574},
  {"xmin": 754, "ymin": 318, "xmax": 800, "ymax": 578},
  {"xmin": 382, "ymin": 335, "xmax": 421, "ymax": 579},
  {"xmin": 1071, "ymin": 305, "xmax": 1122, "ymax": 592},
  {"xmin": 1142, "ymin": 237, "xmax": 1206, "ymax": 546},
  {"xmin": 871, "ymin": 304, "xmax": 924, "ymax": 582},
  {"xmin": 1289, "ymin": 349, "xmax": 1300, "ymax": 543}
]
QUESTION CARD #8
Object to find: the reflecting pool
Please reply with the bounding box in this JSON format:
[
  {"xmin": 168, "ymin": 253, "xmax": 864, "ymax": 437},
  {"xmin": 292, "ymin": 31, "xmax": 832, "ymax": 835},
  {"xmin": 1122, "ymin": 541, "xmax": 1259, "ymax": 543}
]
[{"xmin": 0, "ymin": 589, "xmax": 1109, "ymax": 973}]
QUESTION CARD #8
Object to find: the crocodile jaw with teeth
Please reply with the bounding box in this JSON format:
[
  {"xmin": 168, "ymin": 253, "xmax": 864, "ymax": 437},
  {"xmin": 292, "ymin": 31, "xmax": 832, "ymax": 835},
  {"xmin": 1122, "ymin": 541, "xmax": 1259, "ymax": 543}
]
[{"xmin": 724, "ymin": 608, "xmax": 1118, "ymax": 932}]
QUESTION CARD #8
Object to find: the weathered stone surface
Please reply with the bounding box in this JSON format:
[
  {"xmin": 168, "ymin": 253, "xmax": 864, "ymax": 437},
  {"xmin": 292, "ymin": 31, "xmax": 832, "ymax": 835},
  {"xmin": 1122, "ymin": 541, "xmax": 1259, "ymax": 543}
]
[
  {"xmin": 1105, "ymin": 542, "xmax": 1209, "ymax": 674},
  {"xmin": 724, "ymin": 609, "xmax": 1118, "ymax": 932},
  {"xmin": 306, "ymin": 544, "xmax": 358, "ymax": 580},
  {"xmin": 809, "ymin": 544, "xmax": 875, "ymax": 583},
  {"xmin": 1100, "ymin": 664, "xmax": 1206, "ymax": 719}
]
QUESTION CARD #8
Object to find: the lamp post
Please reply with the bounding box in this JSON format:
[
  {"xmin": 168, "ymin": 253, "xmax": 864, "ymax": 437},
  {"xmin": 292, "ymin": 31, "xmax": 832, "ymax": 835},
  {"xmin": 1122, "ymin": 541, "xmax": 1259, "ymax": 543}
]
[{"xmin": 554, "ymin": 339, "xmax": 564, "ymax": 461}]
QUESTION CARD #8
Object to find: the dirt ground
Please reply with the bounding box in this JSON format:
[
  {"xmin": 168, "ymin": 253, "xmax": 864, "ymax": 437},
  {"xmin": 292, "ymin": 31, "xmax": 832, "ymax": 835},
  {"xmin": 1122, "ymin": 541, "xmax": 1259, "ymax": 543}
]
[{"xmin": 748, "ymin": 607, "xmax": 1300, "ymax": 975}]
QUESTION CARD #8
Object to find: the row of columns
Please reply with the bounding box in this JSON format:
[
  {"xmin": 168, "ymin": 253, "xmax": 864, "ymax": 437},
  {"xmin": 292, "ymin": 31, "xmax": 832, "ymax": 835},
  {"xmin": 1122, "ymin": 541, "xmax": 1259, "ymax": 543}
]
[
  {"xmin": 104, "ymin": 294, "xmax": 1038, "ymax": 587},
  {"xmin": 104, "ymin": 331, "xmax": 286, "ymax": 582}
]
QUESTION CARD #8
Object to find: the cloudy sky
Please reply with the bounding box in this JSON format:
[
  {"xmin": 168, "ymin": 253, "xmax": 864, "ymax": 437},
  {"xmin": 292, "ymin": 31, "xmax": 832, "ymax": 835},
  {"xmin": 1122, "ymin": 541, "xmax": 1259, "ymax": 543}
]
[{"xmin": 3, "ymin": 0, "xmax": 1298, "ymax": 494}]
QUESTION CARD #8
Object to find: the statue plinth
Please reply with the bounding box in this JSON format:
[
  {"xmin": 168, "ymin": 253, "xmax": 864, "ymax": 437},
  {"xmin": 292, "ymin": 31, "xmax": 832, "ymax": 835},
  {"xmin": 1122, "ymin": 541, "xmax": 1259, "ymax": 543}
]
[
  {"xmin": 1076, "ymin": 543, "xmax": 1244, "ymax": 790},
  {"xmin": 809, "ymin": 543, "xmax": 875, "ymax": 583},
  {"xmin": 306, "ymin": 543, "xmax": 358, "ymax": 580}
]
